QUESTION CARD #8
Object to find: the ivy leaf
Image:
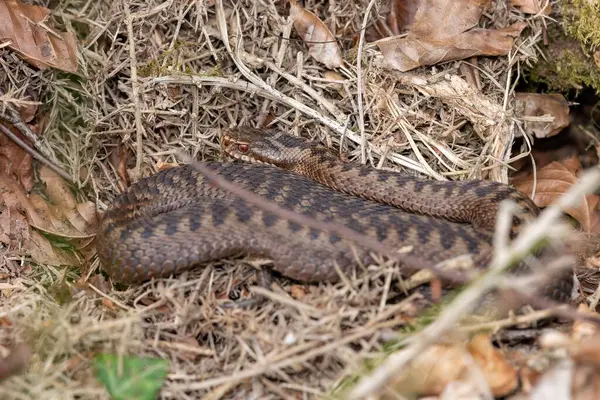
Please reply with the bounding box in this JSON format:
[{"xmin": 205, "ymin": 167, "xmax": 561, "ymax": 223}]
[{"xmin": 93, "ymin": 354, "xmax": 169, "ymax": 400}]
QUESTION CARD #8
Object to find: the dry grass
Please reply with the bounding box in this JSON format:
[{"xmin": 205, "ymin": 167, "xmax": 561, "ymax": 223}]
[{"xmin": 0, "ymin": 0, "xmax": 590, "ymax": 399}]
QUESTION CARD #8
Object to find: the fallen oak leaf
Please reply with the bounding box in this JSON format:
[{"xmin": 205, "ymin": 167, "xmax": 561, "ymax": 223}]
[
  {"xmin": 289, "ymin": 0, "xmax": 343, "ymax": 69},
  {"xmin": 512, "ymin": 157, "xmax": 600, "ymax": 232},
  {"xmin": 365, "ymin": 0, "xmax": 421, "ymax": 41},
  {"xmin": 375, "ymin": 0, "xmax": 526, "ymax": 72},
  {"xmin": 0, "ymin": 0, "xmax": 78, "ymax": 72},
  {"xmin": 515, "ymin": 92, "xmax": 570, "ymax": 138}
]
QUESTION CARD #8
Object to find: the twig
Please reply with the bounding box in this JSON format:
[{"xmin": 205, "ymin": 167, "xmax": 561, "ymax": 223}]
[
  {"xmin": 170, "ymin": 324, "xmax": 382, "ymax": 391},
  {"xmin": 0, "ymin": 92, "xmax": 53, "ymax": 159},
  {"xmin": 461, "ymin": 308, "xmax": 555, "ymax": 333},
  {"xmin": 264, "ymin": 60, "xmax": 344, "ymax": 120},
  {"xmin": 152, "ymin": 73, "xmax": 434, "ymax": 176},
  {"xmin": 214, "ymin": 0, "xmax": 346, "ymax": 132},
  {"xmin": 0, "ymin": 123, "xmax": 73, "ymax": 183},
  {"xmin": 347, "ymin": 167, "xmax": 600, "ymax": 399},
  {"xmin": 258, "ymin": 20, "xmax": 293, "ymax": 127},
  {"xmin": 123, "ymin": 3, "xmax": 145, "ymax": 180},
  {"xmin": 356, "ymin": 0, "xmax": 377, "ymax": 164}
]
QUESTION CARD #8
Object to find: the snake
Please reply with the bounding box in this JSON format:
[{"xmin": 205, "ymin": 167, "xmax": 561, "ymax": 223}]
[{"xmin": 96, "ymin": 126, "xmax": 573, "ymax": 302}]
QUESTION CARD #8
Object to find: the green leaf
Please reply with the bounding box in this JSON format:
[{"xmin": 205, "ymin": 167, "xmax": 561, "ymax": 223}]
[{"xmin": 93, "ymin": 354, "xmax": 169, "ymax": 400}]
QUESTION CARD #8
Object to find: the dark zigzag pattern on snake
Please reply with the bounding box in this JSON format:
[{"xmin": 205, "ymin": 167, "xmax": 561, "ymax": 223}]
[{"xmin": 96, "ymin": 129, "xmax": 573, "ymax": 303}]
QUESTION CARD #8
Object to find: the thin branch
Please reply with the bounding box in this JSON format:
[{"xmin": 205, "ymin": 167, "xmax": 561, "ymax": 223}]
[
  {"xmin": 123, "ymin": 3, "xmax": 145, "ymax": 180},
  {"xmin": 0, "ymin": 92, "xmax": 54, "ymax": 160},
  {"xmin": 356, "ymin": 0, "xmax": 377, "ymax": 164},
  {"xmin": 0, "ymin": 123, "xmax": 73, "ymax": 183}
]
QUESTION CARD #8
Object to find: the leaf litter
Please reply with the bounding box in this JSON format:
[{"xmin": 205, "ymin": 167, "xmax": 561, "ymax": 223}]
[
  {"xmin": 374, "ymin": 0, "xmax": 527, "ymax": 72},
  {"xmin": 0, "ymin": 0, "xmax": 78, "ymax": 72},
  {"xmin": 513, "ymin": 156, "xmax": 600, "ymax": 232},
  {"xmin": 0, "ymin": 0, "xmax": 599, "ymax": 398}
]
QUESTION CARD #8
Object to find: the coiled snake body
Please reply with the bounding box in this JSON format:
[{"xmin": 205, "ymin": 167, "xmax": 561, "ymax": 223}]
[{"xmin": 96, "ymin": 127, "xmax": 573, "ymax": 302}]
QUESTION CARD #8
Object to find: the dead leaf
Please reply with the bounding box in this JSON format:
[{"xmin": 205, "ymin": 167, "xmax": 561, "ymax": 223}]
[
  {"xmin": 16, "ymin": 98, "xmax": 38, "ymax": 123},
  {"xmin": 0, "ymin": 0, "xmax": 78, "ymax": 72},
  {"xmin": 375, "ymin": 0, "xmax": 526, "ymax": 72},
  {"xmin": 510, "ymin": 0, "xmax": 552, "ymax": 15},
  {"xmin": 0, "ymin": 175, "xmax": 32, "ymax": 247},
  {"xmin": 365, "ymin": 0, "xmax": 422, "ymax": 41},
  {"xmin": 0, "ymin": 128, "xmax": 34, "ymax": 192},
  {"xmin": 290, "ymin": 285, "xmax": 309, "ymax": 299},
  {"xmin": 467, "ymin": 334, "xmax": 520, "ymax": 396},
  {"xmin": 515, "ymin": 92, "xmax": 570, "ymax": 138},
  {"xmin": 0, "ymin": 164, "xmax": 98, "ymax": 267},
  {"xmin": 38, "ymin": 167, "xmax": 98, "ymax": 236},
  {"xmin": 24, "ymin": 230, "xmax": 81, "ymax": 266},
  {"xmin": 387, "ymin": 334, "xmax": 518, "ymax": 397},
  {"xmin": 0, "ymin": 343, "xmax": 31, "ymax": 382},
  {"xmin": 512, "ymin": 157, "xmax": 600, "ymax": 232},
  {"xmin": 289, "ymin": 0, "xmax": 343, "ymax": 69},
  {"xmin": 15, "ymin": 166, "xmax": 99, "ymax": 240}
]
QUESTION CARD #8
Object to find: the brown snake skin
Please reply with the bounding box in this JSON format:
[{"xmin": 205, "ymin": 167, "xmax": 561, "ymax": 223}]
[{"xmin": 96, "ymin": 127, "xmax": 573, "ymax": 302}]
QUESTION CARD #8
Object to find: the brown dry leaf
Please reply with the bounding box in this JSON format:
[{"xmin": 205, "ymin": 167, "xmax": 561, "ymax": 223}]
[
  {"xmin": 24, "ymin": 230, "xmax": 80, "ymax": 266},
  {"xmin": 0, "ymin": 0, "xmax": 78, "ymax": 72},
  {"xmin": 290, "ymin": 285, "xmax": 309, "ymax": 299},
  {"xmin": 594, "ymin": 51, "xmax": 600, "ymax": 70},
  {"xmin": 0, "ymin": 175, "xmax": 32, "ymax": 247},
  {"xmin": 16, "ymin": 99, "xmax": 38, "ymax": 124},
  {"xmin": 25, "ymin": 166, "xmax": 98, "ymax": 238},
  {"xmin": 387, "ymin": 334, "xmax": 517, "ymax": 397},
  {"xmin": 515, "ymin": 92, "xmax": 570, "ymax": 138},
  {"xmin": 0, "ymin": 129, "xmax": 34, "ymax": 192},
  {"xmin": 323, "ymin": 70, "xmax": 344, "ymax": 82},
  {"xmin": 375, "ymin": 0, "xmax": 526, "ymax": 72},
  {"xmin": 467, "ymin": 334, "xmax": 519, "ymax": 396},
  {"xmin": 0, "ymin": 165, "xmax": 97, "ymax": 266},
  {"xmin": 0, "ymin": 343, "xmax": 31, "ymax": 382},
  {"xmin": 510, "ymin": 0, "xmax": 552, "ymax": 15},
  {"xmin": 289, "ymin": 0, "xmax": 343, "ymax": 69},
  {"xmin": 365, "ymin": 0, "xmax": 422, "ymax": 41},
  {"xmin": 512, "ymin": 157, "xmax": 600, "ymax": 232}
]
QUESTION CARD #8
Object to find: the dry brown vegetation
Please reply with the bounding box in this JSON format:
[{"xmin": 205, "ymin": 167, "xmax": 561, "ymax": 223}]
[{"xmin": 2, "ymin": 0, "xmax": 600, "ymax": 399}]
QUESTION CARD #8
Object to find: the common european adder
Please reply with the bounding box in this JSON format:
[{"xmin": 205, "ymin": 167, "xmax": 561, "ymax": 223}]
[{"xmin": 96, "ymin": 127, "xmax": 573, "ymax": 302}]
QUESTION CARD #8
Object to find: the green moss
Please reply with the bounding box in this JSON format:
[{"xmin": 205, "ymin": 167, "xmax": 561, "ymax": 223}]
[
  {"xmin": 527, "ymin": 47, "xmax": 600, "ymax": 92},
  {"xmin": 561, "ymin": 0, "xmax": 600, "ymax": 50},
  {"xmin": 524, "ymin": 1, "xmax": 600, "ymax": 93}
]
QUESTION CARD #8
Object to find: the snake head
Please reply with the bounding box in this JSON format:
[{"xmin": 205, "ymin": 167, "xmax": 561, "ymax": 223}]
[{"xmin": 220, "ymin": 126, "xmax": 313, "ymax": 169}]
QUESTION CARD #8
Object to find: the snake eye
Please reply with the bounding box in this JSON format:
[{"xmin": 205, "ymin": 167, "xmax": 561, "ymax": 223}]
[{"xmin": 238, "ymin": 144, "xmax": 249, "ymax": 153}]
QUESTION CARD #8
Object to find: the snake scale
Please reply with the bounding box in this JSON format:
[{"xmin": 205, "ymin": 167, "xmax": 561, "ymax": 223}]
[{"xmin": 96, "ymin": 127, "xmax": 573, "ymax": 302}]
